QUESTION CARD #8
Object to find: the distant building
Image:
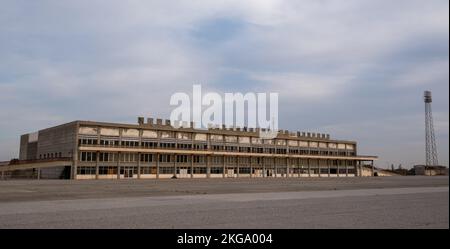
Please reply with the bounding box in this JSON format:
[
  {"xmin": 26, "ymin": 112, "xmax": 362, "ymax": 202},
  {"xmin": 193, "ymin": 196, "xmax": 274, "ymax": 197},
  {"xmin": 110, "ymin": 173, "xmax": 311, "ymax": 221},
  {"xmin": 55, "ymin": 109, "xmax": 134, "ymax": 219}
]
[
  {"xmin": 2, "ymin": 118, "xmax": 377, "ymax": 180},
  {"xmin": 414, "ymin": 165, "xmax": 448, "ymax": 176}
]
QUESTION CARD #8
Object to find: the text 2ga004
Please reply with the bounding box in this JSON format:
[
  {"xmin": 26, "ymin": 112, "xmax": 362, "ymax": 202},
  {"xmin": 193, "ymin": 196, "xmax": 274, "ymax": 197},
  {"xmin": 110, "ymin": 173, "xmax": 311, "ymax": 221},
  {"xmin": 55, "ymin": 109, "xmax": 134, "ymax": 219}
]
[{"xmin": 221, "ymin": 233, "xmax": 273, "ymax": 244}]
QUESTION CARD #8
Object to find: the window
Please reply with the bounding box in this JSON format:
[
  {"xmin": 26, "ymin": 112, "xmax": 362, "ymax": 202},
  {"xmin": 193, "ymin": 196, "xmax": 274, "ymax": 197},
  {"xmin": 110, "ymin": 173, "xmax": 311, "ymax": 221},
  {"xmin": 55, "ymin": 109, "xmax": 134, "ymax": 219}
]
[
  {"xmin": 193, "ymin": 156, "xmax": 205, "ymax": 163},
  {"xmin": 79, "ymin": 138, "xmax": 98, "ymax": 145},
  {"xmin": 211, "ymin": 167, "xmax": 223, "ymax": 174},
  {"xmin": 77, "ymin": 166, "xmax": 95, "ymax": 175},
  {"xmin": 239, "ymin": 167, "xmax": 251, "ymax": 174},
  {"xmin": 121, "ymin": 140, "xmax": 139, "ymax": 147},
  {"xmin": 99, "ymin": 153, "xmax": 117, "ymax": 162},
  {"xmin": 211, "ymin": 156, "xmax": 223, "ymax": 164},
  {"xmin": 193, "ymin": 143, "xmax": 207, "ymax": 150},
  {"xmin": 120, "ymin": 153, "xmax": 137, "ymax": 162},
  {"xmin": 193, "ymin": 167, "xmax": 207, "ymax": 174},
  {"xmin": 100, "ymin": 139, "xmax": 119, "ymax": 146},
  {"xmin": 225, "ymin": 146, "xmax": 237, "ymax": 152},
  {"xmin": 159, "ymin": 167, "xmax": 174, "ymax": 174},
  {"xmin": 225, "ymin": 157, "xmax": 237, "ymax": 164},
  {"xmin": 239, "ymin": 147, "xmax": 251, "ymax": 153},
  {"xmin": 159, "ymin": 154, "xmax": 172, "ymax": 163},
  {"xmin": 160, "ymin": 142, "xmax": 176, "ymax": 149},
  {"xmin": 142, "ymin": 141, "xmax": 158, "ymax": 148},
  {"xmin": 79, "ymin": 152, "xmax": 96, "ymax": 162},
  {"xmin": 289, "ymin": 149, "xmax": 299, "ymax": 154},
  {"xmin": 140, "ymin": 167, "xmax": 156, "ymax": 174},
  {"xmin": 99, "ymin": 166, "xmax": 117, "ymax": 175},
  {"xmin": 276, "ymin": 148, "xmax": 287, "ymax": 154},
  {"xmin": 212, "ymin": 145, "xmax": 224, "ymax": 151},
  {"xmin": 140, "ymin": 154, "xmax": 153, "ymax": 162},
  {"xmin": 177, "ymin": 143, "xmax": 192, "ymax": 150},
  {"xmin": 176, "ymin": 155, "xmax": 189, "ymax": 163}
]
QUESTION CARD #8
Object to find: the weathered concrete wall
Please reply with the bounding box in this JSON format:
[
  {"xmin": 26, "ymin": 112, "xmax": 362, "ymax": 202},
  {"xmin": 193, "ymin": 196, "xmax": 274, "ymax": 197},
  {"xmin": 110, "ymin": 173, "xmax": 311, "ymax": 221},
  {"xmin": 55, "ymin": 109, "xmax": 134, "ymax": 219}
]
[
  {"xmin": 37, "ymin": 122, "xmax": 77, "ymax": 159},
  {"xmin": 19, "ymin": 134, "xmax": 38, "ymax": 160},
  {"xmin": 19, "ymin": 134, "xmax": 29, "ymax": 160}
]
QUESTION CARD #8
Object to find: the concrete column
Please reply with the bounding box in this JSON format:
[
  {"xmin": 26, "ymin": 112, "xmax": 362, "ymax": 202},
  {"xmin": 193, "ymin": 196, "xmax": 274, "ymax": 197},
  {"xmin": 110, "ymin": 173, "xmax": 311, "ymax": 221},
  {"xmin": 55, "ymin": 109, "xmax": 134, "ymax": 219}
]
[
  {"xmin": 263, "ymin": 157, "xmax": 266, "ymax": 178},
  {"xmin": 371, "ymin": 160, "xmax": 374, "ymax": 177},
  {"xmin": 37, "ymin": 168, "xmax": 41, "ymax": 180},
  {"xmin": 191, "ymin": 154, "xmax": 194, "ymax": 178},
  {"xmin": 346, "ymin": 161, "xmax": 349, "ymax": 177},
  {"xmin": 308, "ymin": 159, "xmax": 311, "ymax": 177},
  {"xmin": 286, "ymin": 158, "xmax": 289, "ymax": 178},
  {"xmin": 137, "ymin": 152, "xmax": 141, "ymax": 179},
  {"xmin": 71, "ymin": 149, "xmax": 78, "ymax": 180},
  {"xmin": 250, "ymin": 157, "xmax": 253, "ymax": 178},
  {"xmin": 356, "ymin": 161, "xmax": 359, "ymax": 177},
  {"xmin": 274, "ymin": 158, "xmax": 277, "ymax": 178},
  {"xmin": 95, "ymin": 151, "xmax": 99, "ymax": 180},
  {"xmin": 236, "ymin": 156, "xmax": 240, "ymax": 178},
  {"xmin": 318, "ymin": 159, "xmax": 321, "ymax": 178},
  {"xmin": 156, "ymin": 153, "xmax": 160, "ymax": 179},
  {"xmin": 1, "ymin": 170, "xmax": 4, "ymax": 180},
  {"xmin": 173, "ymin": 154, "xmax": 177, "ymax": 178},
  {"xmin": 298, "ymin": 159, "xmax": 301, "ymax": 178},
  {"xmin": 327, "ymin": 159, "xmax": 330, "ymax": 177},
  {"xmin": 206, "ymin": 155, "xmax": 210, "ymax": 178},
  {"xmin": 222, "ymin": 155, "xmax": 226, "ymax": 178},
  {"xmin": 337, "ymin": 160, "xmax": 340, "ymax": 177},
  {"xmin": 117, "ymin": 152, "xmax": 121, "ymax": 179}
]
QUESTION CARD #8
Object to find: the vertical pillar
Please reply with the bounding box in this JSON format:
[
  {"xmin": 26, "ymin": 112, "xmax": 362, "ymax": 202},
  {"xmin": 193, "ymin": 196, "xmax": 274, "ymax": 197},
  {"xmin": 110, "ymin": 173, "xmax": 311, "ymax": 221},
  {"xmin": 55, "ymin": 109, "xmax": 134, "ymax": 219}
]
[
  {"xmin": 371, "ymin": 160, "xmax": 374, "ymax": 177},
  {"xmin": 250, "ymin": 157, "xmax": 253, "ymax": 178},
  {"xmin": 357, "ymin": 161, "xmax": 360, "ymax": 177},
  {"xmin": 156, "ymin": 153, "xmax": 160, "ymax": 179},
  {"xmin": 263, "ymin": 157, "xmax": 266, "ymax": 178},
  {"xmin": 1, "ymin": 170, "xmax": 4, "ymax": 180},
  {"xmin": 274, "ymin": 158, "xmax": 277, "ymax": 178},
  {"xmin": 173, "ymin": 154, "xmax": 177, "ymax": 178},
  {"xmin": 191, "ymin": 154, "xmax": 194, "ymax": 178},
  {"xmin": 308, "ymin": 159, "xmax": 311, "ymax": 177},
  {"xmin": 337, "ymin": 160, "xmax": 340, "ymax": 177},
  {"xmin": 298, "ymin": 159, "xmax": 301, "ymax": 178},
  {"xmin": 318, "ymin": 159, "xmax": 321, "ymax": 178},
  {"xmin": 346, "ymin": 161, "xmax": 349, "ymax": 177},
  {"xmin": 95, "ymin": 151, "xmax": 99, "ymax": 180},
  {"xmin": 72, "ymin": 148, "xmax": 78, "ymax": 180},
  {"xmin": 327, "ymin": 159, "xmax": 330, "ymax": 177},
  {"xmin": 137, "ymin": 152, "xmax": 141, "ymax": 179},
  {"xmin": 286, "ymin": 158, "xmax": 289, "ymax": 178},
  {"xmin": 222, "ymin": 155, "xmax": 226, "ymax": 178},
  {"xmin": 37, "ymin": 168, "xmax": 41, "ymax": 180},
  {"xmin": 236, "ymin": 156, "xmax": 240, "ymax": 178},
  {"xmin": 206, "ymin": 155, "xmax": 210, "ymax": 178},
  {"xmin": 117, "ymin": 152, "xmax": 120, "ymax": 179}
]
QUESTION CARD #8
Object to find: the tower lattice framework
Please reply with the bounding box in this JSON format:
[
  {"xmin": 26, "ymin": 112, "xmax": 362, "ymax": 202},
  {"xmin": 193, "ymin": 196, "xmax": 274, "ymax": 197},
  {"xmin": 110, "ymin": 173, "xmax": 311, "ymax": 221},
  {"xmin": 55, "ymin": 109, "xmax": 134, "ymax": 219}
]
[{"xmin": 424, "ymin": 91, "xmax": 438, "ymax": 166}]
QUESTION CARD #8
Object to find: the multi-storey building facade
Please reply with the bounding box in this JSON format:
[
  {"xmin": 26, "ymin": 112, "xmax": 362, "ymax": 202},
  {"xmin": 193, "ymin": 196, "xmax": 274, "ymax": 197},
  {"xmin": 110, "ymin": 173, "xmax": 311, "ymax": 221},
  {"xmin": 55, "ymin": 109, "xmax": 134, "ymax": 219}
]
[{"xmin": 17, "ymin": 118, "xmax": 377, "ymax": 179}]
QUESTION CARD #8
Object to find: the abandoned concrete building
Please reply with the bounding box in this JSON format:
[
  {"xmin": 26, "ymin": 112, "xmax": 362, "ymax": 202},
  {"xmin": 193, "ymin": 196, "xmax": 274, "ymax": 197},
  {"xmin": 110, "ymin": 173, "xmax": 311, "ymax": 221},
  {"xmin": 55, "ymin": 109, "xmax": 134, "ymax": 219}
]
[{"xmin": 2, "ymin": 118, "xmax": 377, "ymax": 179}]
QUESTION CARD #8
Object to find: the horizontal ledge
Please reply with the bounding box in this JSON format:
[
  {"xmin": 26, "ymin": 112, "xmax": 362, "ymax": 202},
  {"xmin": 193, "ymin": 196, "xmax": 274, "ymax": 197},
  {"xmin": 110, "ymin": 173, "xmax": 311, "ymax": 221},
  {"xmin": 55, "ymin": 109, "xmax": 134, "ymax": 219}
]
[{"xmin": 79, "ymin": 146, "xmax": 378, "ymax": 161}]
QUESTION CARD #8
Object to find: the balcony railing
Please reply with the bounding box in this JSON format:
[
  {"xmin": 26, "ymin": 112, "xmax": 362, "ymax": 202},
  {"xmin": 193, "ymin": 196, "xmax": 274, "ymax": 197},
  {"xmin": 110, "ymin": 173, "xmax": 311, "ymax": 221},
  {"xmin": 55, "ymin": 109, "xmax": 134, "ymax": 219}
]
[{"xmin": 78, "ymin": 144, "xmax": 359, "ymax": 157}]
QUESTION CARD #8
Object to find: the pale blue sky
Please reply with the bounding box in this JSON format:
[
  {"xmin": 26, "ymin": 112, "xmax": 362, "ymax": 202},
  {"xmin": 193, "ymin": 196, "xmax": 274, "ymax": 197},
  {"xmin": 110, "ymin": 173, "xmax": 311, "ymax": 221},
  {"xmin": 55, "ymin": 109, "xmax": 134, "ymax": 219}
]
[{"xmin": 0, "ymin": 0, "xmax": 448, "ymax": 168}]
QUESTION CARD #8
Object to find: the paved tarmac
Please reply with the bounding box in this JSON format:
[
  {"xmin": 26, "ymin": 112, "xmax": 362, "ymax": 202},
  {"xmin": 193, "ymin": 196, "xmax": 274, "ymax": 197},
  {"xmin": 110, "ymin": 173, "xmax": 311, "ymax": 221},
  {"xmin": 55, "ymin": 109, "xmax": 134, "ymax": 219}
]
[{"xmin": 0, "ymin": 176, "xmax": 448, "ymax": 228}]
